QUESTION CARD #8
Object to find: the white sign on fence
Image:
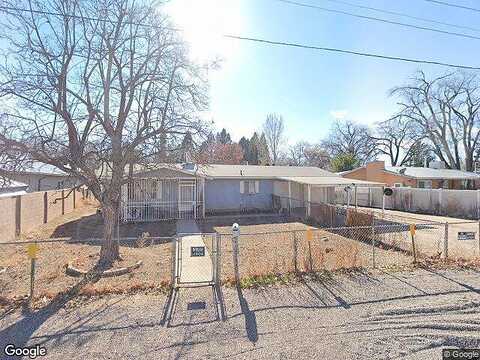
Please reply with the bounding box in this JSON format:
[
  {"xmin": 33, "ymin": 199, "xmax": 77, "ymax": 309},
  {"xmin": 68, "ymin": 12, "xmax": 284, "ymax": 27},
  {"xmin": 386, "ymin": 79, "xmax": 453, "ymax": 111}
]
[{"xmin": 458, "ymin": 232, "xmax": 476, "ymax": 241}]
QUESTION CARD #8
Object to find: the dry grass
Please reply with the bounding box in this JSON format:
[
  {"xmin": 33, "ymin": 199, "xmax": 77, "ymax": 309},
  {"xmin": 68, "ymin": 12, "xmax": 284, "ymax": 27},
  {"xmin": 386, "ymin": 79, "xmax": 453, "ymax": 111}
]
[
  {"xmin": 202, "ymin": 220, "xmax": 413, "ymax": 284},
  {"xmin": 0, "ymin": 203, "xmax": 177, "ymax": 312}
]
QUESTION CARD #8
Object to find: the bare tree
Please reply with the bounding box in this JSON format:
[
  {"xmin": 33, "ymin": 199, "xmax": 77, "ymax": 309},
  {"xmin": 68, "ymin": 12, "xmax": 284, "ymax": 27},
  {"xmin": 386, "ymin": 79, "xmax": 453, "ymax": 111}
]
[
  {"xmin": 287, "ymin": 141, "xmax": 330, "ymax": 168},
  {"xmin": 263, "ymin": 113, "xmax": 284, "ymax": 165},
  {"xmin": 0, "ymin": 0, "xmax": 209, "ymax": 266},
  {"xmin": 372, "ymin": 115, "xmax": 423, "ymax": 166},
  {"xmin": 392, "ymin": 71, "xmax": 480, "ymax": 171},
  {"xmin": 322, "ymin": 119, "xmax": 376, "ymax": 164}
]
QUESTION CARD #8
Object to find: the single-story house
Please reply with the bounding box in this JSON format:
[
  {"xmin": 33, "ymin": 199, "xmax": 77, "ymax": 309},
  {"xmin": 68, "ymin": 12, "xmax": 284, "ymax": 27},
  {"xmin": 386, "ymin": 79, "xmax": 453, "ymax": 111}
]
[
  {"xmin": 3, "ymin": 162, "xmax": 79, "ymax": 192},
  {"xmin": 121, "ymin": 163, "xmax": 381, "ymax": 222},
  {"xmin": 340, "ymin": 161, "xmax": 480, "ymax": 190},
  {"xmin": 0, "ymin": 178, "xmax": 28, "ymax": 197}
]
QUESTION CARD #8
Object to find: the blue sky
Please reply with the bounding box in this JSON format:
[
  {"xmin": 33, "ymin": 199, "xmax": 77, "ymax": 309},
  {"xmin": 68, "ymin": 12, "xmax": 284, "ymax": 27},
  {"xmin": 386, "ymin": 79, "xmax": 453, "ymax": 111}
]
[{"xmin": 167, "ymin": 0, "xmax": 480, "ymax": 144}]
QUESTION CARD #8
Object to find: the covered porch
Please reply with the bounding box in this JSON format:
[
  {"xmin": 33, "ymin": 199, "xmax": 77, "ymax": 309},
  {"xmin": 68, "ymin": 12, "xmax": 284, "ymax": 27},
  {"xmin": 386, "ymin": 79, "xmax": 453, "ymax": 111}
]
[{"xmin": 121, "ymin": 177, "xmax": 205, "ymax": 222}]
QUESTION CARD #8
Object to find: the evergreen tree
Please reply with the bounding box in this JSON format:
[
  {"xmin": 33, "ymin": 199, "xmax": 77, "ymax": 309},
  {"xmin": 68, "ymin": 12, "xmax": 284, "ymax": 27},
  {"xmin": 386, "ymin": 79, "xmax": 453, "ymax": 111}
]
[
  {"xmin": 258, "ymin": 133, "xmax": 271, "ymax": 165},
  {"xmin": 238, "ymin": 136, "xmax": 250, "ymax": 163},
  {"xmin": 215, "ymin": 128, "xmax": 232, "ymax": 145},
  {"xmin": 249, "ymin": 132, "xmax": 260, "ymax": 165}
]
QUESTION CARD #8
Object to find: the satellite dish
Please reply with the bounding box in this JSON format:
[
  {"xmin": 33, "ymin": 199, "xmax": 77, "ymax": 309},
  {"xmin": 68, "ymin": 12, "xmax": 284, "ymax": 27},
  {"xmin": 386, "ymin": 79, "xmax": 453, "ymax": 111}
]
[{"xmin": 384, "ymin": 187, "xmax": 393, "ymax": 196}]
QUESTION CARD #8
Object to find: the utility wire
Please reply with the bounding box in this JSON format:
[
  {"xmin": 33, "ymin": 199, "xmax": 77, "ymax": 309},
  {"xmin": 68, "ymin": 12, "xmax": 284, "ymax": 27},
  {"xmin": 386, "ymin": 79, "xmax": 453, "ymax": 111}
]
[
  {"xmin": 1, "ymin": 4, "xmax": 480, "ymax": 70},
  {"xmin": 319, "ymin": 0, "xmax": 480, "ymax": 33},
  {"xmin": 424, "ymin": 0, "xmax": 480, "ymax": 13},
  {"xmin": 272, "ymin": 0, "xmax": 480, "ymax": 41},
  {"xmin": 224, "ymin": 35, "xmax": 480, "ymax": 70}
]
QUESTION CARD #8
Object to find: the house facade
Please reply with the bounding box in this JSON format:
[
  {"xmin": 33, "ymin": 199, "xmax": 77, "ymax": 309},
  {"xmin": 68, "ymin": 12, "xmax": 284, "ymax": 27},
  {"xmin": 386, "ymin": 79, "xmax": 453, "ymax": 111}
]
[
  {"xmin": 121, "ymin": 163, "xmax": 381, "ymax": 222},
  {"xmin": 4, "ymin": 162, "xmax": 79, "ymax": 192},
  {"xmin": 340, "ymin": 161, "xmax": 480, "ymax": 189}
]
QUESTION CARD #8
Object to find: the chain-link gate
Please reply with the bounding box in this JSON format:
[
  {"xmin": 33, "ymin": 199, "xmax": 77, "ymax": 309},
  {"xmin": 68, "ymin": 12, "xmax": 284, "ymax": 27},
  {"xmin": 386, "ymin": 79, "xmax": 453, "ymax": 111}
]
[{"xmin": 174, "ymin": 233, "xmax": 219, "ymax": 287}]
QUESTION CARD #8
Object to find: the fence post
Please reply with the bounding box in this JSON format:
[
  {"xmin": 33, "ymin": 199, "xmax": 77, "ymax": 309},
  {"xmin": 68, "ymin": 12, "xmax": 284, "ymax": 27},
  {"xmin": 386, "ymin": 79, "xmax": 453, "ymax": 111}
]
[
  {"xmin": 371, "ymin": 219, "xmax": 376, "ymax": 269},
  {"xmin": 61, "ymin": 189, "xmax": 65, "ymax": 215},
  {"xmin": 43, "ymin": 192, "xmax": 48, "ymax": 224},
  {"xmin": 73, "ymin": 188, "xmax": 76, "ymax": 209},
  {"xmin": 477, "ymin": 190, "xmax": 480, "ymax": 219},
  {"xmin": 478, "ymin": 220, "xmax": 480, "ymax": 257},
  {"xmin": 444, "ymin": 222, "xmax": 449, "ymax": 260},
  {"xmin": 293, "ymin": 231, "xmax": 298, "ymax": 273}
]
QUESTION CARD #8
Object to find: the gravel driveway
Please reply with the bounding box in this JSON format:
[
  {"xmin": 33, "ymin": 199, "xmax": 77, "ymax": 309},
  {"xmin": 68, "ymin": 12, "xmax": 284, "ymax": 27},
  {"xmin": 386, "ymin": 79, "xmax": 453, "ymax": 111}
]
[{"xmin": 1, "ymin": 268, "xmax": 480, "ymax": 359}]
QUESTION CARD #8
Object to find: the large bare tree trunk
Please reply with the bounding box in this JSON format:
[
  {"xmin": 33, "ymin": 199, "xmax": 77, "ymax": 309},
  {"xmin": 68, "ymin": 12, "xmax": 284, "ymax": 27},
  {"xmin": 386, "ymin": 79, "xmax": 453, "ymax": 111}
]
[{"xmin": 99, "ymin": 202, "xmax": 121, "ymax": 267}]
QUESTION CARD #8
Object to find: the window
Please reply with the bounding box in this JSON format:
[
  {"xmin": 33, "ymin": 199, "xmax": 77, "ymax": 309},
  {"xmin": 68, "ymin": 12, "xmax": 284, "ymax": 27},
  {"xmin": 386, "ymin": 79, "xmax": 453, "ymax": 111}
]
[
  {"xmin": 240, "ymin": 180, "xmax": 260, "ymax": 194},
  {"xmin": 418, "ymin": 180, "xmax": 432, "ymax": 189},
  {"xmin": 393, "ymin": 183, "xmax": 402, "ymax": 188}
]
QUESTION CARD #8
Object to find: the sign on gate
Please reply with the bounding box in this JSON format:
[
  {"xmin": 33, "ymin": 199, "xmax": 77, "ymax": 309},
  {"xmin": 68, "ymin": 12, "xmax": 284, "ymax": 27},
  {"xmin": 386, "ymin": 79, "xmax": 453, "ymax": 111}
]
[
  {"xmin": 458, "ymin": 232, "xmax": 476, "ymax": 241},
  {"xmin": 191, "ymin": 246, "xmax": 206, "ymax": 257}
]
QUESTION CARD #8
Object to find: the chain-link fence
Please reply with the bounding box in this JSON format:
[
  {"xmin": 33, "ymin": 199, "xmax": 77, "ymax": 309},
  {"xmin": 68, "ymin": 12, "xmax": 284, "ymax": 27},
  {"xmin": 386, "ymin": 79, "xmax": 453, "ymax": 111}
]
[{"xmin": 0, "ymin": 235, "xmax": 175, "ymax": 311}]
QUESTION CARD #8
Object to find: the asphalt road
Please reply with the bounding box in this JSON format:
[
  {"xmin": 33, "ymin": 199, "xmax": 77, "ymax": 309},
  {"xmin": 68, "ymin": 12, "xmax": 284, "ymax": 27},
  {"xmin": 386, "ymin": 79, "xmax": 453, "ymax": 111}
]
[{"xmin": 1, "ymin": 268, "xmax": 480, "ymax": 359}]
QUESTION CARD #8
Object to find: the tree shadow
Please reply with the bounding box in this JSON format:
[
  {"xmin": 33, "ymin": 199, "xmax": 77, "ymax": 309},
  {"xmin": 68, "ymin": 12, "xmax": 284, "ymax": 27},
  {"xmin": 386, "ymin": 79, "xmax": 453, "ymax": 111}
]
[
  {"xmin": 0, "ymin": 268, "xmax": 102, "ymax": 359},
  {"xmin": 232, "ymin": 236, "xmax": 258, "ymax": 344}
]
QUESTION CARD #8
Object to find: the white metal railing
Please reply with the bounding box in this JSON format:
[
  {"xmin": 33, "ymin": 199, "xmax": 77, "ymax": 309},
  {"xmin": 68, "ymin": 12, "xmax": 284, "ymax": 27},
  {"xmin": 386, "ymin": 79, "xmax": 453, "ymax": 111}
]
[{"xmin": 121, "ymin": 177, "xmax": 202, "ymax": 222}]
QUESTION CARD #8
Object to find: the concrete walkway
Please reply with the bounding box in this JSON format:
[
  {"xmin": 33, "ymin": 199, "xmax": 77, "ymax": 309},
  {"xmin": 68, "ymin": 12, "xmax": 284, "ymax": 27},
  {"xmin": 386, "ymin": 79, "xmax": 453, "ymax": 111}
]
[{"xmin": 176, "ymin": 220, "xmax": 213, "ymax": 284}]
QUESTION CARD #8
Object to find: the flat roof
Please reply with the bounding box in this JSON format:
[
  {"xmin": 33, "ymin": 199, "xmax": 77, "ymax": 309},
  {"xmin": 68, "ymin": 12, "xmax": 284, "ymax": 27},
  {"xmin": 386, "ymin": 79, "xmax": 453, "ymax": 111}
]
[
  {"xmin": 278, "ymin": 176, "xmax": 384, "ymax": 187},
  {"xmin": 385, "ymin": 166, "xmax": 480, "ymax": 180}
]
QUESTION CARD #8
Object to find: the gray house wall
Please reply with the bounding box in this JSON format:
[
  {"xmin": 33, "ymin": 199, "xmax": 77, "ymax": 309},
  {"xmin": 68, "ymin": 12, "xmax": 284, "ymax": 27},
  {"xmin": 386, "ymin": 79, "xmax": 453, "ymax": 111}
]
[{"xmin": 205, "ymin": 179, "xmax": 273, "ymax": 213}]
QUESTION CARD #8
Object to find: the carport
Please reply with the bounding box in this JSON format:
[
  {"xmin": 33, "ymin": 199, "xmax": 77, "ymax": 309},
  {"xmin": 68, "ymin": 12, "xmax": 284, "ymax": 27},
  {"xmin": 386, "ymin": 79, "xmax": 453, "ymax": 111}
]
[{"xmin": 276, "ymin": 176, "xmax": 385, "ymax": 216}]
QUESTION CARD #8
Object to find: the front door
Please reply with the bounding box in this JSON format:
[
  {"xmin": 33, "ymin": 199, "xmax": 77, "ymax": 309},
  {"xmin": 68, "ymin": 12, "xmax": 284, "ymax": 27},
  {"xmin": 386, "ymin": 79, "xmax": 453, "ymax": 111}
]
[{"xmin": 178, "ymin": 181, "xmax": 196, "ymax": 219}]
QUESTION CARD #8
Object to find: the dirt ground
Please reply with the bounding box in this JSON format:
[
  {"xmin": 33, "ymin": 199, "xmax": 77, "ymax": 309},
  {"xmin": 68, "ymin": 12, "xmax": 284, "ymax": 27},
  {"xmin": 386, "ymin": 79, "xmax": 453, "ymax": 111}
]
[
  {"xmin": 1, "ymin": 204, "xmax": 177, "ymax": 310},
  {"xmin": 200, "ymin": 217, "xmax": 413, "ymax": 282},
  {"xmin": 2, "ymin": 268, "xmax": 480, "ymax": 359},
  {"xmin": 359, "ymin": 206, "xmax": 480, "ymax": 259}
]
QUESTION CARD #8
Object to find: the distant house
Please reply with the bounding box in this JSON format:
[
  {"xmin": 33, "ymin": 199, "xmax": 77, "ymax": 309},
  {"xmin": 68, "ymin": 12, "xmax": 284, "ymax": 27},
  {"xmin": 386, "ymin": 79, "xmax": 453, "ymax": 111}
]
[
  {"xmin": 0, "ymin": 178, "xmax": 28, "ymax": 197},
  {"xmin": 340, "ymin": 161, "xmax": 480, "ymax": 190},
  {"xmin": 3, "ymin": 162, "xmax": 79, "ymax": 192},
  {"xmin": 121, "ymin": 163, "xmax": 381, "ymax": 221}
]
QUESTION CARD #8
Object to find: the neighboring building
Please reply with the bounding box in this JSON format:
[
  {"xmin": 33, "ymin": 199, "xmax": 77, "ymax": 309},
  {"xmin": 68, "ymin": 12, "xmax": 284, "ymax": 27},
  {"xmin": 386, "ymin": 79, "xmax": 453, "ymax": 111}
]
[
  {"xmin": 340, "ymin": 161, "xmax": 480, "ymax": 189},
  {"xmin": 4, "ymin": 162, "xmax": 79, "ymax": 192},
  {"xmin": 121, "ymin": 163, "xmax": 381, "ymax": 221},
  {"xmin": 0, "ymin": 178, "xmax": 28, "ymax": 197}
]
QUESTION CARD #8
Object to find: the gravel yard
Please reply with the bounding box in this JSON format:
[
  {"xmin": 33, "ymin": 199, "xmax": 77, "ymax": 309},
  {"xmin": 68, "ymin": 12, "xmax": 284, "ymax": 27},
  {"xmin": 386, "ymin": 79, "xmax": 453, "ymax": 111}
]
[{"xmin": 1, "ymin": 268, "xmax": 480, "ymax": 359}]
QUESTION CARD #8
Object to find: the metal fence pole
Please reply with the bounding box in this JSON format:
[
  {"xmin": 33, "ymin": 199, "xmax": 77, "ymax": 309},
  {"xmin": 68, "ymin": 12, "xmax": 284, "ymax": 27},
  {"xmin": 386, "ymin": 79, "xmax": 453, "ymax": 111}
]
[
  {"xmin": 371, "ymin": 220, "xmax": 376, "ymax": 269},
  {"xmin": 444, "ymin": 222, "xmax": 449, "ymax": 260}
]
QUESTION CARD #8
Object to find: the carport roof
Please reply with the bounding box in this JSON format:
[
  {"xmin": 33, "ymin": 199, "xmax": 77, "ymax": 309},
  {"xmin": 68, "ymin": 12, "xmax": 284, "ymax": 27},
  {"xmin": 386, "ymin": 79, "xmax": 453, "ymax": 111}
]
[{"xmin": 277, "ymin": 176, "xmax": 384, "ymax": 187}]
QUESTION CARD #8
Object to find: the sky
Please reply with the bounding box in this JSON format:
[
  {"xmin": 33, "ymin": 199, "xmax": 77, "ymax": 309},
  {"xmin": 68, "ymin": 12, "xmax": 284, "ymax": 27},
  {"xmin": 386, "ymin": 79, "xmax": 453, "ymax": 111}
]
[{"xmin": 166, "ymin": 0, "xmax": 480, "ymax": 145}]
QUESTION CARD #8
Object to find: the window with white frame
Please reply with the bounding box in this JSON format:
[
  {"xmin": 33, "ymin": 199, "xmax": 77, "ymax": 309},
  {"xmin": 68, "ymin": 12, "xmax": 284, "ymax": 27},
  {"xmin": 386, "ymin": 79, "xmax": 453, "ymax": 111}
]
[
  {"xmin": 240, "ymin": 180, "xmax": 260, "ymax": 194},
  {"xmin": 393, "ymin": 183, "xmax": 402, "ymax": 188}
]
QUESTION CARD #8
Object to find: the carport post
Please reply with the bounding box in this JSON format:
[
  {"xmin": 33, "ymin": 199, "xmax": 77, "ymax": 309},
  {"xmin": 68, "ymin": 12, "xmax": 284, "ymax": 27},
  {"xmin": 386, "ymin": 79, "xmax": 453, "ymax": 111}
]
[
  {"xmin": 382, "ymin": 186, "xmax": 385, "ymax": 218},
  {"xmin": 354, "ymin": 185, "xmax": 358, "ymax": 210},
  {"xmin": 443, "ymin": 222, "xmax": 449, "ymax": 260},
  {"xmin": 288, "ymin": 181, "xmax": 292, "ymax": 212},
  {"xmin": 307, "ymin": 185, "xmax": 311, "ymax": 217}
]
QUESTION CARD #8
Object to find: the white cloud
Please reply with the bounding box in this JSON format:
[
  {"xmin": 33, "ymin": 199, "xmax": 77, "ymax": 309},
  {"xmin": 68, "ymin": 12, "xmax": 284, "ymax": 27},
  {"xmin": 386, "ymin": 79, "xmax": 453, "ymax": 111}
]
[{"xmin": 329, "ymin": 110, "xmax": 348, "ymax": 119}]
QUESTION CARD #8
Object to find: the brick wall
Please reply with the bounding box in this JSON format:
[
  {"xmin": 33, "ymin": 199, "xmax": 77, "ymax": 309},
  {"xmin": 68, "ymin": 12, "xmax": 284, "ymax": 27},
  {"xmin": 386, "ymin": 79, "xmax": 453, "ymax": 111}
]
[{"xmin": 0, "ymin": 187, "xmax": 91, "ymax": 241}]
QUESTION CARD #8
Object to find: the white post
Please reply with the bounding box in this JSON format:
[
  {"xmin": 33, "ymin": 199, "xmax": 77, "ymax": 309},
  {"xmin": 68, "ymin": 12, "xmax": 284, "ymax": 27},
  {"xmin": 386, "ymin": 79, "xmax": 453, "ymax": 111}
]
[
  {"xmin": 368, "ymin": 187, "xmax": 372, "ymax": 207},
  {"xmin": 477, "ymin": 189, "xmax": 480, "ymax": 219},
  {"xmin": 202, "ymin": 178, "xmax": 206, "ymax": 218},
  {"xmin": 354, "ymin": 185, "xmax": 358, "ymax": 209},
  {"xmin": 438, "ymin": 188, "xmax": 442, "ymax": 215},
  {"xmin": 382, "ymin": 186, "xmax": 385, "ymax": 218},
  {"xmin": 307, "ymin": 184, "xmax": 311, "ymax": 217},
  {"xmin": 288, "ymin": 181, "xmax": 292, "ymax": 211}
]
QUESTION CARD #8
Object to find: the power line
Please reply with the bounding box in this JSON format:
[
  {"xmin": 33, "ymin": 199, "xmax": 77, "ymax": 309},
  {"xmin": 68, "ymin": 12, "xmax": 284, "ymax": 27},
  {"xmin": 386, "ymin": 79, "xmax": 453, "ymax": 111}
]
[
  {"xmin": 224, "ymin": 34, "xmax": 480, "ymax": 70},
  {"xmin": 424, "ymin": 0, "xmax": 480, "ymax": 13},
  {"xmin": 272, "ymin": 0, "xmax": 480, "ymax": 41},
  {"xmin": 319, "ymin": 0, "xmax": 480, "ymax": 33},
  {"xmin": 1, "ymin": 4, "xmax": 480, "ymax": 70}
]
